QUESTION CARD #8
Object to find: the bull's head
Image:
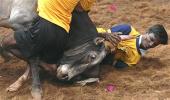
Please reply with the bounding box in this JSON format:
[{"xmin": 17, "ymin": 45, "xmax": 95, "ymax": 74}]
[{"xmin": 56, "ymin": 37, "xmax": 107, "ymax": 81}]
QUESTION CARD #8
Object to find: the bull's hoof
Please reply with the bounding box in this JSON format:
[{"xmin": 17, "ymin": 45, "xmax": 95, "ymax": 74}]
[{"xmin": 31, "ymin": 88, "xmax": 42, "ymax": 100}]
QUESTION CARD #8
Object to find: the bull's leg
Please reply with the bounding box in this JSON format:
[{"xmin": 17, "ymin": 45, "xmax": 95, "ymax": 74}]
[
  {"xmin": 6, "ymin": 66, "xmax": 30, "ymax": 92},
  {"xmin": 29, "ymin": 58, "xmax": 42, "ymax": 100}
]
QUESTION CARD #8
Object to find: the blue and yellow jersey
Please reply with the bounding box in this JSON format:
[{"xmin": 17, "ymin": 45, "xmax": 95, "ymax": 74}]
[
  {"xmin": 97, "ymin": 24, "xmax": 142, "ymax": 67},
  {"xmin": 38, "ymin": 0, "xmax": 80, "ymax": 32}
]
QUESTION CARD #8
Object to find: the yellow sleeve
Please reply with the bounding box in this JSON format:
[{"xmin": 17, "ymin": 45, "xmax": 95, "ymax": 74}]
[{"xmin": 97, "ymin": 28, "xmax": 111, "ymax": 33}]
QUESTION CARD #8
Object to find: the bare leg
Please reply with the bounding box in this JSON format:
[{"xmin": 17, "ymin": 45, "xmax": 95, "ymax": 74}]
[
  {"xmin": 0, "ymin": 30, "xmax": 13, "ymax": 62},
  {"xmin": 0, "ymin": 31, "xmax": 23, "ymax": 61},
  {"xmin": 0, "ymin": 47, "xmax": 13, "ymax": 62},
  {"xmin": 0, "ymin": 18, "xmax": 24, "ymax": 30},
  {"xmin": 1, "ymin": 30, "xmax": 30, "ymax": 61},
  {"xmin": 6, "ymin": 66, "xmax": 30, "ymax": 92},
  {"xmin": 6, "ymin": 60, "xmax": 58, "ymax": 92},
  {"xmin": 1, "ymin": 31, "xmax": 16, "ymax": 47},
  {"xmin": 0, "ymin": 18, "xmax": 12, "ymax": 29}
]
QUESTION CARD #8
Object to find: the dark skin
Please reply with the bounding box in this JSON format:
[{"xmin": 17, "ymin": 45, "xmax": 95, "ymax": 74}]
[{"xmin": 140, "ymin": 32, "xmax": 160, "ymax": 50}]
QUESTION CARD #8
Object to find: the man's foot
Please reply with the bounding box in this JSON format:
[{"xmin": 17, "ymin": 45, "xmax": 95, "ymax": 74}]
[
  {"xmin": 6, "ymin": 68, "xmax": 30, "ymax": 92},
  {"xmin": 6, "ymin": 74, "xmax": 29, "ymax": 92},
  {"xmin": 6, "ymin": 80, "xmax": 23, "ymax": 92}
]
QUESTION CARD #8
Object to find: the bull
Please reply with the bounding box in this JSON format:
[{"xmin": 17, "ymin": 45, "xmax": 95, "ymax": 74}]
[
  {"xmin": 0, "ymin": 1, "xmax": 110, "ymax": 100},
  {"xmin": 0, "ymin": 0, "xmax": 120, "ymax": 99}
]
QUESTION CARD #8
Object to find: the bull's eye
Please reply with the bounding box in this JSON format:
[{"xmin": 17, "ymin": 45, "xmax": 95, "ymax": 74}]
[
  {"xmin": 89, "ymin": 51, "xmax": 97, "ymax": 61},
  {"xmin": 83, "ymin": 51, "xmax": 97, "ymax": 63}
]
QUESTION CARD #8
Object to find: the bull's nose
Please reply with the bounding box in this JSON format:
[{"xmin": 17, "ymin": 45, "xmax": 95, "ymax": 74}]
[{"xmin": 56, "ymin": 64, "xmax": 70, "ymax": 80}]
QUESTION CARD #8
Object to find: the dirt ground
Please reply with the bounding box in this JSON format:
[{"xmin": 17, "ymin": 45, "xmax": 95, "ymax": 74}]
[{"xmin": 0, "ymin": 0, "xmax": 170, "ymax": 100}]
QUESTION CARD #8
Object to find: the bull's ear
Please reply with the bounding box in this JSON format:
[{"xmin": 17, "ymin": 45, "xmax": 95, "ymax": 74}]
[{"xmin": 94, "ymin": 37, "xmax": 105, "ymax": 45}]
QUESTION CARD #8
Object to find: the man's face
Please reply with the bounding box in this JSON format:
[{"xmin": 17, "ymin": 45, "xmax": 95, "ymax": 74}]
[{"xmin": 140, "ymin": 33, "xmax": 160, "ymax": 49}]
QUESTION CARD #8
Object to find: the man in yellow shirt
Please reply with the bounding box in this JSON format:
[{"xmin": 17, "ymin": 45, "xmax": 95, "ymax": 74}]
[{"xmin": 98, "ymin": 24, "xmax": 168, "ymax": 68}]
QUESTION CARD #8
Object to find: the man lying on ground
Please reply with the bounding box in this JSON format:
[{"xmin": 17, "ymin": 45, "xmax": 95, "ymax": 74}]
[{"xmin": 98, "ymin": 24, "xmax": 168, "ymax": 68}]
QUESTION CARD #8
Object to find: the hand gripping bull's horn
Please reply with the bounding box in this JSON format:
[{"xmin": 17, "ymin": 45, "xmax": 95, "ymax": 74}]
[{"xmin": 67, "ymin": 40, "xmax": 107, "ymax": 80}]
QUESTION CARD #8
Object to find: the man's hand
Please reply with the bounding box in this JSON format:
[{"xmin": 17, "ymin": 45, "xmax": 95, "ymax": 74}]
[
  {"xmin": 99, "ymin": 32, "xmax": 121, "ymax": 53},
  {"xmin": 105, "ymin": 32, "xmax": 121, "ymax": 47},
  {"xmin": 99, "ymin": 32, "xmax": 121, "ymax": 46}
]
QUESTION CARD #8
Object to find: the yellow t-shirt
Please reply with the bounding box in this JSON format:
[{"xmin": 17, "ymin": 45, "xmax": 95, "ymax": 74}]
[
  {"xmin": 114, "ymin": 26, "xmax": 141, "ymax": 66},
  {"xmin": 38, "ymin": 0, "xmax": 79, "ymax": 32},
  {"xmin": 79, "ymin": 0, "xmax": 95, "ymax": 11}
]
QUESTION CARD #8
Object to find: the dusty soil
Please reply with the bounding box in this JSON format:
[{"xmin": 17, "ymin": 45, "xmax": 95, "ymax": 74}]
[{"xmin": 1, "ymin": 0, "xmax": 170, "ymax": 100}]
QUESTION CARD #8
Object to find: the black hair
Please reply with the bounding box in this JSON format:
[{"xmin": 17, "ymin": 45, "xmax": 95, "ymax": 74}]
[{"xmin": 148, "ymin": 24, "xmax": 168, "ymax": 44}]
